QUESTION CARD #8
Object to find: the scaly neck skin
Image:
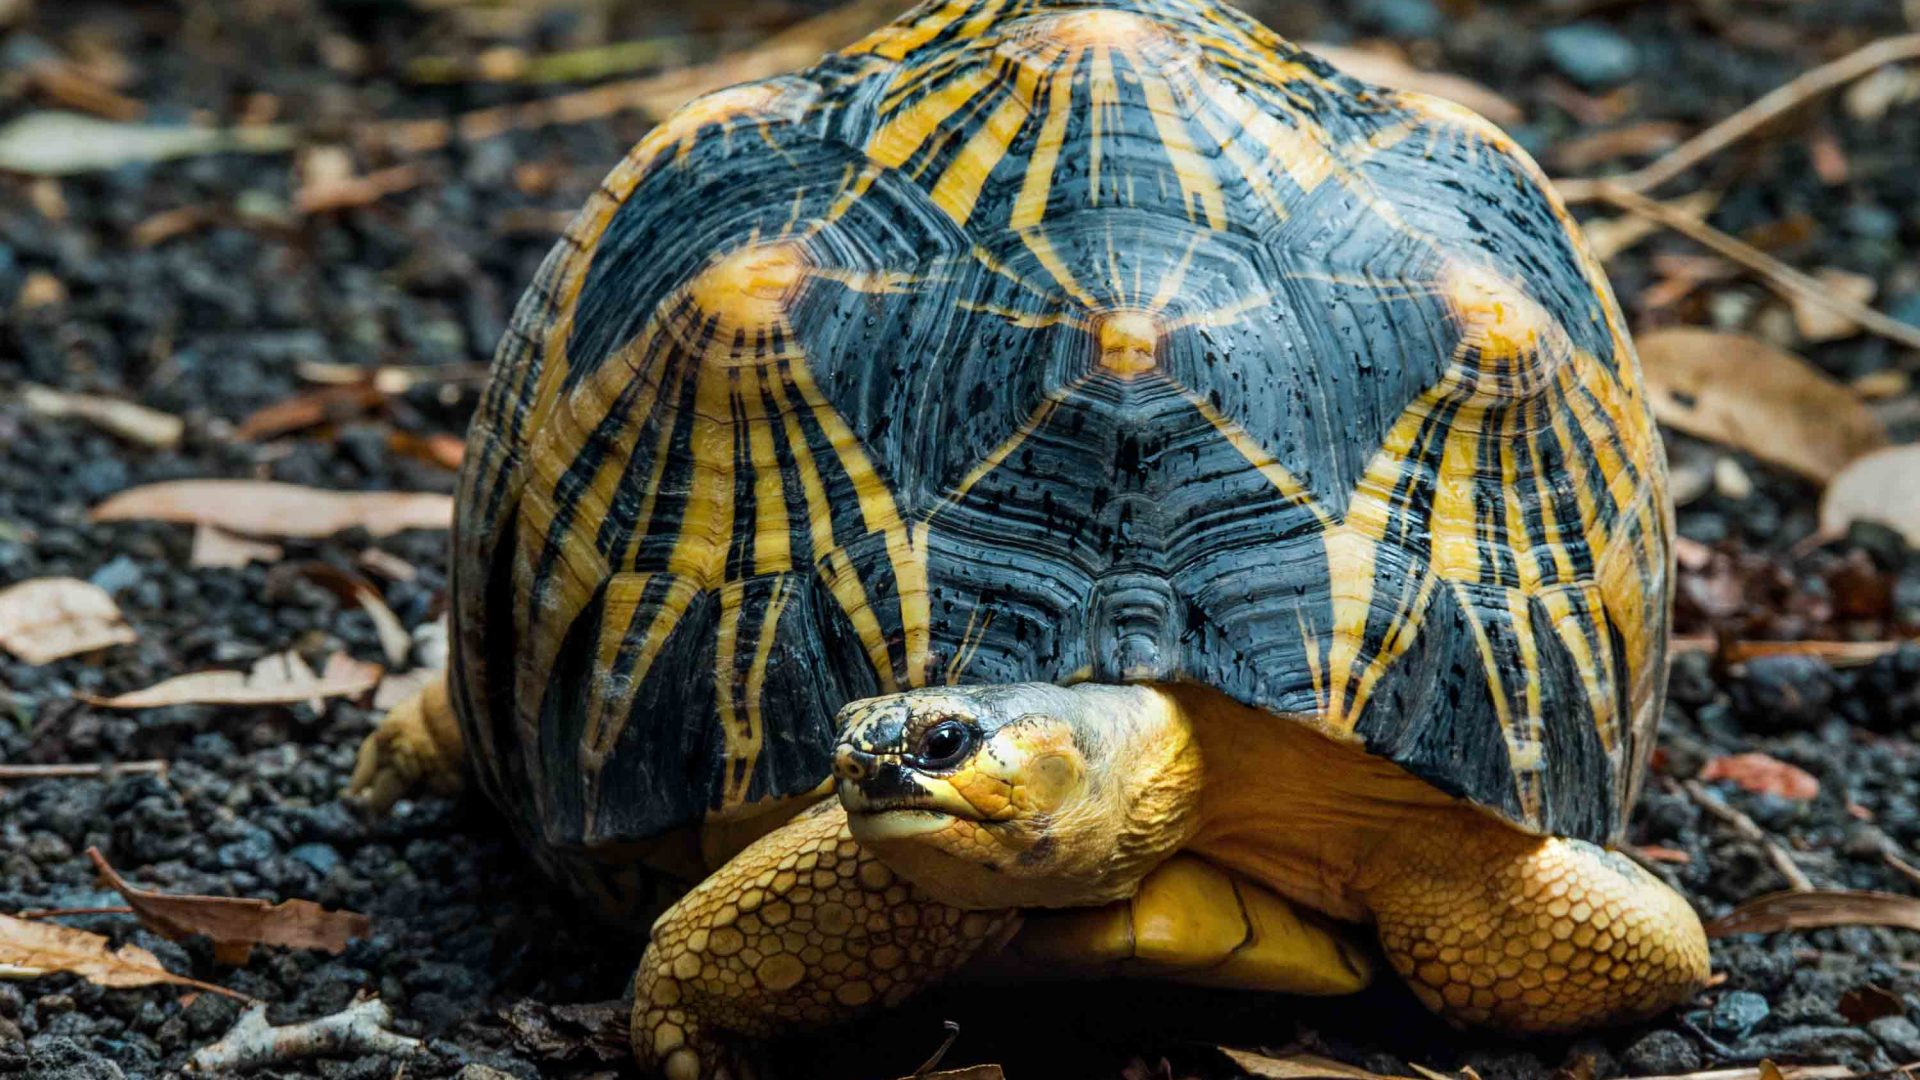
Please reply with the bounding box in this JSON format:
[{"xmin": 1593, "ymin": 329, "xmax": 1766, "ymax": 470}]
[
  {"xmin": 1055, "ymin": 684, "xmax": 1210, "ymax": 903},
  {"xmin": 1141, "ymin": 684, "xmax": 1466, "ymax": 921}
]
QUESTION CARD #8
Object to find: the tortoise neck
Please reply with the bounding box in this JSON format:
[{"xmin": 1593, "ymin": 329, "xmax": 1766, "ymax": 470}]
[{"xmin": 1148, "ymin": 683, "xmax": 1465, "ymax": 919}]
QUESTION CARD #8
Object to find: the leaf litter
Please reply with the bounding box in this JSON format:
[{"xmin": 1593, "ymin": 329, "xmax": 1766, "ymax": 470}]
[
  {"xmin": 1636, "ymin": 329, "xmax": 1887, "ymax": 484},
  {"xmin": 91, "ymin": 479, "xmax": 453, "ymax": 538},
  {"xmin": 0, "ymin": 912, "xmax": 249, "ymax": 1002},
  {"xmin": 0, "ymin": 577, "xmax": 137, "ymax": 664},
  {"xmin": 81, "ymin": 651, "xmax": 382, "ymax": 710},
  {"xmin": 87, "ymin": 848, "xmax": 371, "ymax": 966}
]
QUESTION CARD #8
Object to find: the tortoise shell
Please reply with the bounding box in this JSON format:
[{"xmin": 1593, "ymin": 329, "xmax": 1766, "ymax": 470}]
[{"xmin": 449, "ymin": 0, "xmax": 1672, "ymax": 874}]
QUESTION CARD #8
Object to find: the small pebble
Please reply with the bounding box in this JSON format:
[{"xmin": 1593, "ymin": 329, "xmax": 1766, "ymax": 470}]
[
  {"xmin": 1356, "ymin": 0, "xmax": 1442, "ymax": 38},
  {"xmin": 1542, "ymin": 23, "xmax": 1639, "ymax": 89},
  {"xmin": 1709, "ymin": 990, "xmax": 1772, "ymax": 1038},
  {"xmin": 1623, "ymin": 1030, "xmax": 1702, "ymax": 1074},
  {"xmin": 1844, "ymin": 204, "xmax": 1903, "ymax": 242},
  {"xmin": 1869, "ymin": 1015, "xmax": 1920, "ymax": 1061}
]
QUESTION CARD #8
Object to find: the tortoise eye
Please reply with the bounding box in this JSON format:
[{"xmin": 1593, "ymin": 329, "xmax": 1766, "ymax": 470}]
[{"xmin": 914, "ymin": 720, "xmax": 975, "ymax": 770}]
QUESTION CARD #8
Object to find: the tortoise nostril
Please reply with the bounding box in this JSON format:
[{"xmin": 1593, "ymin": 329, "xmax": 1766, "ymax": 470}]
[{"xmin": 834, "ymin": 744, "xmax": 877, "ymax": 782}]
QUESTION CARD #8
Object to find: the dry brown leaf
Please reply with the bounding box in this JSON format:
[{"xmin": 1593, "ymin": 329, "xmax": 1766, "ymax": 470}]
[
  {"xmin": 1699, "ymin": 753, "xmax": 1819, "ymax": 800},
  {"xmin": 0, "ymin": 911, "xmax": 249, "ymax": 1000},
  {"xmin": 22, "ymin": 384, "xmax": 183, "ymax": 448},
  {"xmin": 387, "ymin": 431, "xmax": 465, "ymax": 471},
  {"xmin": 1821, "ymin": 445, "xmax": 1920, "ymax": 546},
  {"xmin": 1636, "ymin": 328, "xmax": 1887, "ymax": 483},
  {"xmin": 1304, "ymin": 43, "xmax": 1522, "ymax": 125},
  {"xmin": 1707, "ymin": 889, "xmax": 1920, "ymax": 938},
  {"xmin": 907, "ymin": 1069, "xmax": 1005, "ymax": 1080},
  {"xmin": 91, "ymin": 480, "xmax": 453, "ymax": 538},
  {"xmin": 234, "ymin": 381, "xmax": 385, "ymax": 441},
  {"xmin": 190, "ymin": 524, "xmax": 283, "ymax": 569},
  {"xmin": 1221, "ymin": 1050, "xmax": 1404, "ymax": 1080},
  {"xmin": 89, "ymin": 848, "xmax": 370, "ymax": 965},
  {"xmin": 0, "ymin": 577, "xmax": 137, "ymax": 664},
  {"xmin": 1636, "ymin": 844, "xmax": 1692, "ymax": 864},
  {"xmin": 296, "ymin": 162, "xmax": 427, "ymax": 216},
  {"xmin": 1791, "ymin": 268, "xmax": 1876, "ymax": 343},
  {"xmin": 82, "ymin": 651, "xmax": 382, "ymax": 710}
]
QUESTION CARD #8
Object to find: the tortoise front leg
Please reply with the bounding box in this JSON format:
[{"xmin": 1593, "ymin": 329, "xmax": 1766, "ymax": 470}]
[
  {"xmin": 1360, "ymin": 808, "xmax": 1709, "ymax": 1033},
  {"xmin": 347, "ymin": 673, "xmax": 464, "ymax": 812},
  {"xmin": 634, "ymin": 799, "xmax": 1019, "ymax": 1080}
]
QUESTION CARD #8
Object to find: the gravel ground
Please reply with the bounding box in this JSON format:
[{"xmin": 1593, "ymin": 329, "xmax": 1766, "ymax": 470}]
[{"xmin": 5, "ymin": 0, "xmax": 1920, "ymax": 1077}]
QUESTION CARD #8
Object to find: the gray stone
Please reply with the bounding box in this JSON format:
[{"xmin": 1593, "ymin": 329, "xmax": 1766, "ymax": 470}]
[{"xmin": 1542, "ymin": 23, "xmax": 1639, "ymax": 89}]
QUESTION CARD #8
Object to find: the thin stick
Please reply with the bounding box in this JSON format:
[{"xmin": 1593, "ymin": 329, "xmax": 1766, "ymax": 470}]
[
  {"xmin": 1557, "ymin": 33, "xmax": 1920, "ymax": 203},
  {"xmin": 1588, "ymin": 182, "xmax": 1920, "ymax": 350},
  {"xmin": 1885, "ymin": 851, "xmax": 1920, "ymax": 890},
  {"xmin": 1683, "ymin": 779, "xmax": 1815, "ymax": 892},
  {"xmin": 0, "ymin": 761, "xmax": 168, "ymax": 780}
]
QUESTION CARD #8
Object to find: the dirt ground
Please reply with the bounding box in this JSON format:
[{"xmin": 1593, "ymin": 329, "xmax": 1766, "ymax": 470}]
[{"xmin": 5, "ymin": 0, "xmax": 1920, "ymax": 1077}]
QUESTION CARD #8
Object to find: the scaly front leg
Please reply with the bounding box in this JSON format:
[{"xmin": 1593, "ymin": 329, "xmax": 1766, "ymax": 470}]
[
  {"xmin": 1361, "ymin": 807, "xmax": 1709, "ymax": 1033},
  {"xmin": 633, "ymin": 800, "xmax": 1019, "ymax": 1080}
]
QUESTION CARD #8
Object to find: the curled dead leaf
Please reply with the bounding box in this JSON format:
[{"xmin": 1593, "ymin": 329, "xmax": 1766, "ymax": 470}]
[
  {"xmin": 82, "ymin": 651, "xmax": 382, "ymax": 710},
  {"xmin": 1636, "ymin": 328, "xmax": 1887, "ymax": 483},
  {"xmin": 1699, "ymin": 753, "xmax": 1819, "ymax": 800},
  {"xmin": 0, "ymin": 911, "xmax": 249, "ymax": 1001},
  {"xmin": 0, "ymin": 577, "xmax": 137, "ymax": 664},
  {"xmin": 91, "ymin": 479, "xmax": 452, "ymax": 538},
  {"xmin": 88, "ymin": 848, "xmax": 370, "ymax": 965},
  {"xmin": 1707, "ymin": 889, "xmax": 1920, "ymax": 938},
  {"xmin": 1821, "ymin": 444, "xmax": 1920, "ymax": 547}
]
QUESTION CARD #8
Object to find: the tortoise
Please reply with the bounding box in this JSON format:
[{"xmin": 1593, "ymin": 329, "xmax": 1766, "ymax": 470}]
[{"xmin": 350, "ymin": 0, "xmax": 1711, "ymax": 1074}]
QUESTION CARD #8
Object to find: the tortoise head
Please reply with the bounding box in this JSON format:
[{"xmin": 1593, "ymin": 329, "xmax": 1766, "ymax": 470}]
[{"xmin": 832, "ymin": 683, "xmax": 1202, "ymax": 910}]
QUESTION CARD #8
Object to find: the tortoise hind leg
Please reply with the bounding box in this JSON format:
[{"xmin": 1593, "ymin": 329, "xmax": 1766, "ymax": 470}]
[
  {"xmin": 1000, "ymin": 854, "xmax": 1372, "ymax": 994},
  {"xmin": 347, "ymin": 673, "xmax": 465, "ymax": 812},
  {"xmin": 1361, "ymin": 809, "xmax": 1709, "ymax": 1032},
  {"xmin": 634, "ymin": 800, "xmax": 1018, "ymax": 1080}
]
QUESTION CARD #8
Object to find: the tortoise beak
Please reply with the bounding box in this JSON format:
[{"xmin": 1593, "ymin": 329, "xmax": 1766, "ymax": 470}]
[{"xmin": 833, "ymin": 739, "xmax": 941, "ymax": 814}]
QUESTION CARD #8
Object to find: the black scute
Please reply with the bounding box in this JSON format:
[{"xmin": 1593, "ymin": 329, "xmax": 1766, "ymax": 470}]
[{"xmin": 1353, "ymin": 583, "xmax": 1522, "ymax": 822}]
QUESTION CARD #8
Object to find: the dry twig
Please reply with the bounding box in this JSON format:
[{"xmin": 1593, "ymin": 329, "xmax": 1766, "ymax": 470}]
[
  {"xmin": 0, "ymin": 761, "xmax": 167, "ymax": 780},
  {"xmin": 1682, "ymin": 779, "xmax": 1814, "ymax": 892},
  {"xmin": 1557, "ymin": 34, "xmax": 1920, "ymax": 203},
  {"xmin": 187, "ymin": 999, "xmax": 422, "ymax": 1073},
  {"xmin": 1585, "ymin": 184, "xmax": 1920, "ymax": 350}
]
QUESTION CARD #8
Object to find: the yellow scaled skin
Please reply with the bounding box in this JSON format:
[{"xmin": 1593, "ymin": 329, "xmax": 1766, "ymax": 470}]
[
  {"xmin": 827, "ymin": 683, "xmax": 1707, "ymax": 1036},
  {"xmin": 633, "ymin": 800, "xmax": 1017, "ymax": 1080}
]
